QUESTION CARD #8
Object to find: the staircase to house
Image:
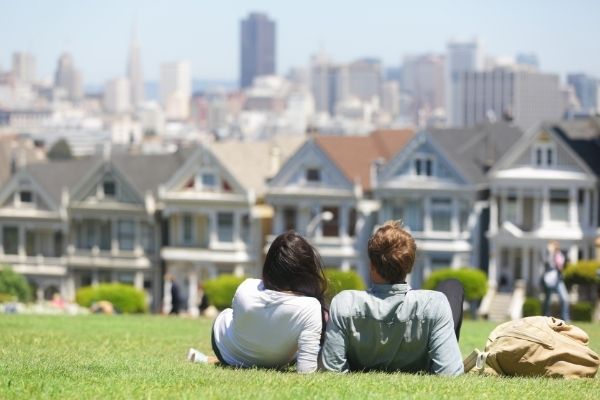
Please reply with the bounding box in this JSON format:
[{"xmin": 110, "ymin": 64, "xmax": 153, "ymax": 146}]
[{"xmin": 486, "ymin": 292, "xmax": 513, "ymax": 321}]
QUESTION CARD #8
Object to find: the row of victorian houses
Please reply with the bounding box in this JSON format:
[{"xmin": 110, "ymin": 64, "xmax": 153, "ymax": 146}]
[{"xmin": 1, "ymin": 117, "xmax": 599, "ymax": 317}]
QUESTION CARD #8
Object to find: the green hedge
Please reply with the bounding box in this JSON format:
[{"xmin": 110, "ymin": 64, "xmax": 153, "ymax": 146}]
[
  {"xmin": 203, "ymin": 274, "xmax": 245, "ymax": 310},
  {"xmin": 0, "ymin": 267, "xmax": 32, "ymax": 302},
  {"xmin": 325, "ymin": 269, "xmax": 365, "ymax": 301},
  {"xmin": 572, "ymin": 302, "xmax": 594, "ymax": 322},
  {"xmin": 76, "ymin": 283, "xmax": 146, "ymax": 313},
  {"xmin": 564, "ymin": 260, "xmax": 600, "ymax": 285},
  {"xmin": 523, "ymin": 297, "xmax": 542, "ymax": 317},
  {"xmin": 523, "ymin": 297, "xmax": 593, "ymax": 322},
  {"xmin": 423, "ymin": 267, "xmax": 488, "ymax": 301}
]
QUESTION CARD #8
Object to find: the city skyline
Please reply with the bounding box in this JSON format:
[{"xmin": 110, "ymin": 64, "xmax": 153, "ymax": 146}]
[{"xmin": 1, "ymin": 0, "xmax": 599, "ymax": 85}]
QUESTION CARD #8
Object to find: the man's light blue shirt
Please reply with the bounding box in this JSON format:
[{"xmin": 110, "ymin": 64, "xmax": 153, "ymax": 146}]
[{"xmin": 320, "ymin": 283, "xmax": 464, "ymax": 375}]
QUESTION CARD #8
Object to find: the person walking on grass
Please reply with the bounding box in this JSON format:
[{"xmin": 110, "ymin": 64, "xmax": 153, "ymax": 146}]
[
  {"xmin": 541, "ymin": 240, "xmax": 570, "ymax": 321},
  {"xmin": 320, "ymin": 221, "xmax": 464, "ymax": 375},
  {"xmin": 188, "ymin": 231, "xmax": 328, "ymax": 373}
]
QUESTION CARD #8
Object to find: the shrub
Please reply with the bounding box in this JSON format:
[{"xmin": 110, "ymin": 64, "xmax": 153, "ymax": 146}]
[
  {"xmin": 571, "ymin": 301, "xmax": 593, "ymax": 322},
  {"xmin": 0, "ymin": 267, "xmax": 32, "ymax": 302},
  {"xmin": 325, "ymin": 269, "xmax": 366, "ymax": 301},
  {"xmin": 522, "ymin": 297, "xmax": 542, "ymax": 317},
  {"xmin": 76, "ymin": 283, "xmax": 146, "ymax": 313},
  {"xmin": 203, "ymin": 274, "xmax": 245, "ymax": 310},
  {"xmin": 423, "ymin": 267, "xmax": 488, "ymax": 301},
  {"xmin": 563, "ymin": 260, "xmax": 600, "ymax": 285}
]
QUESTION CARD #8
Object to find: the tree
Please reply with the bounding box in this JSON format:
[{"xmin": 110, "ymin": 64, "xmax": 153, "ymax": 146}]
[{"xmin": 47, "ymin": 138, "xmax": 73, "ymax": 160}]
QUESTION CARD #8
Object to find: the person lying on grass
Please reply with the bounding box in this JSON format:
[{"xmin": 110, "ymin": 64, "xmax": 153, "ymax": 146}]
[
  {"xmin": 320, "ymin": 221, "xmax": 464, "ymax": 375},
  {"xmin": 188, "ymin": 231, "xmax": 328, "ymax": 373}
]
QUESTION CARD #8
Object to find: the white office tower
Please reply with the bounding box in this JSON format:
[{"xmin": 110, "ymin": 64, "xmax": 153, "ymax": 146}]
[
  {"xmin": 453, "ymin": 67, "xmax": 564, "ymax": 130},
  {"xmin": 104, "ymin": 77, "xmax": 131, "ymax": 113},
  {"xmin": 402, "ymin": 54, "xmax": 446, "ymax": 122},
  {"xmin": 381, "ymin": 80, "xmax": 400, "ymax": 118},
  {"xmin": 54, "ymin": 53, "xmax": 83, "ymax": 102},
  {"xmin": 285, "ymin": 89, "xmax": 315, "ymax": 134},
  {"xmin": 310, "ymin": 52, "xmax": 334, "ymax": 115},
  {"xmin": 12, "ymin": 52, "xmax": 36, "ymax": 84},
  {"xmin": 446, "ymin": 39, "xmax": 484, "ymax": 126},
  {"xmin": 127, "ymin": 32, "xmax": 144, "ymax": 108},
  {"xmin": 160, "ymin": 61, "xmax": 191, "ymax": 120}
]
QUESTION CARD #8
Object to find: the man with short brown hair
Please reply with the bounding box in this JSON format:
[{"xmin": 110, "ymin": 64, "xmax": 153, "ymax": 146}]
[{"xmin": 320, "ymin": 221, "xmax": 463, "ymax": 375}]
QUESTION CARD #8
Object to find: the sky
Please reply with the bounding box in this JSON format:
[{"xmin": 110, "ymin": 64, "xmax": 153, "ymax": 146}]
[{"xmin": 0, "ymin": 0, "xmax": 599, "ymax": 86}]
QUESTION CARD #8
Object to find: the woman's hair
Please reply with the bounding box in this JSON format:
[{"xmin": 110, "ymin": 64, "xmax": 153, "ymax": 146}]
[{"xmin": 263, "ymin": 231, "xmax": 328, "ymax": 308}]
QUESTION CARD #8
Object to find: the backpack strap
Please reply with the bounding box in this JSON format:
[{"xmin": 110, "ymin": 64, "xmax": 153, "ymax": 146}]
[{"xmin": 463, "ymin": 349, "xmax": 489, "ymax": 373}]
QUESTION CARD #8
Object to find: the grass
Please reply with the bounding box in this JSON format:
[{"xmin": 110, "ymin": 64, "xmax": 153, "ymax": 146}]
[{"xmin": 1, "ymin": 315, "xmax": 599, "ymax": 399}]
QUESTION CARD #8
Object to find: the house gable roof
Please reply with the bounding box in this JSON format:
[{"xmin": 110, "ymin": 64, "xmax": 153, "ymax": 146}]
[
  {"xmin": 377, "ymin": 130, "xmax": 469, "ymax": 187},
  {"xmin": 429, "ymin": 121, "xmax": 523, "ymax": 184},
  {"xmin": 488, "ymin": 122, "xmax": 594, "ymax": 178},
  {"xmin": 267, "ymin": 139, "xmax": 355, "ymax": 192},
  {"xmin": 314, "ymin": 129, "xmax": 414, "ymax": 191}
]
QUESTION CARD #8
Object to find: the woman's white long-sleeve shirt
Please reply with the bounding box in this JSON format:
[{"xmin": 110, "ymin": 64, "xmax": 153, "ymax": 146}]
[{"xmin": 212, "ymin": 278, "xmax": 322, "ymax": 373}]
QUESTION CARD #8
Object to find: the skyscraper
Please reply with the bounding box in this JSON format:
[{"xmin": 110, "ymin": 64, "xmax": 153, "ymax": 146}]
[
  {"xmin": 104, "ymin": 77, "xmax": 131, "ymax": 114},
  {"xmin": 347, "ymin": 58, "xmax": 382, "ymax": 102},
  {"xmin": 12, "ymin": 52, "xmax": 36, "ymax": 84},
  {"xmin": 567, "ymin": 73, "xmax": 599, "ymax": 114},
  {"xmin": 453, "ymin": 67, "xmax": 564, "ymax": 130},
  {"xmin": 54, "ymin": 53, "xmax": 83, "ymax": 102},
  {"xmin": 127, "ymin": 30, "xmax": 144, "ymax": 108},
  {"xmin": 446, "ymin": 39, "xmax": 484, "ymax": 126},
  {"xmin": 401, "ymin": 54, "xmax": 446, "ymax": 119},
  {"xmin": 160, "ymin": 61, "xmax": 191, "ymax": 120},
  {"xmin": 240, "ymin": 12, "xmax": 276, "ymax": 88}
]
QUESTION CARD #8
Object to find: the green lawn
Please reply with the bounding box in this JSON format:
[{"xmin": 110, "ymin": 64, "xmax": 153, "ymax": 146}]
[{"xmin": 1, "ymin": 315, "xmax": 599, "ymax": 399}]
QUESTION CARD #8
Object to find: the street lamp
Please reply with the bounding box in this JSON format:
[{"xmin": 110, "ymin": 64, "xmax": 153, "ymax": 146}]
[{"xmin": 306, "ymin": 211, "xmax": 334, "ymax": 237}]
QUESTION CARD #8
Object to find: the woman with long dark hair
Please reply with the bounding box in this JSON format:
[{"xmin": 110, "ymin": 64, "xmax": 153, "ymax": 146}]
[{"xmin": 188, "ymin": 231, "xmax": 328, "ymax": 373}]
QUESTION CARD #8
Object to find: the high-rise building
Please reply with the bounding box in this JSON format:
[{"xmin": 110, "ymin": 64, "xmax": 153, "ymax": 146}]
[
  {"xmin": 12, "ymin": 52, "xmax": 36, "ymax": 84},
  {"xmin": 104, "ymin": 77, "xmax": 131, "ymax": 114},
  {"xmin": 446, "ymin": 39, "xmax": 484, "ymax": 126},
  {"xmin": 347, "ymin": 58, "xmax": 382, "ymax": 102},
  {"xmin": 567, "ymin": 73, "xmax": 599, "ymax": 114},
  {"xmin": 453, "ymin": 67, "xmax": 565, "ymax": 130},
  {"xmin": 160, "ymin": 61, "xmax": 191, "ymax": 120},
  {"xmin": 127, "ymin": 31, "xmax": 144, "ymax": 108},
  {"xmin": 381, "ymin": 80, "xmax": 400, "ymax": 118},
  {"xmin": 401, "ymin": 54, "xmax": 445, "ymax": 117},
  {"xmin": 240, "ymin": 12, "xmax": 276, "ymax": 88},
  {"xmin": 54, "ymin": 53, "xmax": 83, "ymax": 102},
  {"xmin": 310, "ymin": 54, "xmax": 347, "ymax": 116}
]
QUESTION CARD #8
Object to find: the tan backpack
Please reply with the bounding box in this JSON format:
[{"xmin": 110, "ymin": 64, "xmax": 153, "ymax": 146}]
[{"xmin": 464, "ymin": 316, "xmax": 600, "ymax": 378}]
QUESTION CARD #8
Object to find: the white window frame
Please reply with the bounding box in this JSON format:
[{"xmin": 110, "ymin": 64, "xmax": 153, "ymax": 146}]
[
  {"xmin": 216, "ymin": 212, "xmax": 234, "ymax": 243},
  {"xmin": 180, "ymin": 214, "xmax": 195, "ymax": 245},
  {"xmin": 431, "ymin": 198, "xmax": 452, "ymax": 232},
  {"xmin": 195, "ymin": 170, "xmax": 219, "ymax": 191},
  {"xmin": 549, "ymin": 189, "xmax": 569, "ymax": 223},
  {"xmin": 531, "ymin": 143, "xmax": 556, "ymax": 167}
]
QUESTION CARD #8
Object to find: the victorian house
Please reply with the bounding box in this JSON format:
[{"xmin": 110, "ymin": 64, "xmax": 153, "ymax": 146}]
[
  {"xmin": 266, "ymin": 130, "xmax": 413, "ymax": 280},
  {"xmin": 487, "ymin": 120, "xmax": 600, "ymax": 294},
  {"xmin": 374, "ymin": 121, "xmax": 523, "ymax": 288}
]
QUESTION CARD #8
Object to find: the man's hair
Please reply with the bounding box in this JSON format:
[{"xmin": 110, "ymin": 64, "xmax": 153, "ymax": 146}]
[{"xmin": 367, "ymin": 220, "xmax": 416, "ymax": 284}]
